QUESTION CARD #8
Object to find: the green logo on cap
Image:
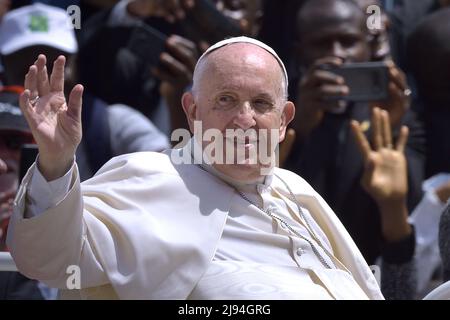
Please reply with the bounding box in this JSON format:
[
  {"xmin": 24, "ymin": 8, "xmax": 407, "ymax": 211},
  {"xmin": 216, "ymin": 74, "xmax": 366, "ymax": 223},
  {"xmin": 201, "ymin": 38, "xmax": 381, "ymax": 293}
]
[{"xmin": 29, "ymin": 14, "xmax": 49, "ymax": 32}]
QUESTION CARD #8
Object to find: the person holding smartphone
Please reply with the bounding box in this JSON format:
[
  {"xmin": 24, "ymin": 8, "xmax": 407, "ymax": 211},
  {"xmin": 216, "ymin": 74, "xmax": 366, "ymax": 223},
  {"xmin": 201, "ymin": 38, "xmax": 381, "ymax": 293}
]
[{"xmin": 284, "ymin": 0, "xmax": 426, "ymax": 299}]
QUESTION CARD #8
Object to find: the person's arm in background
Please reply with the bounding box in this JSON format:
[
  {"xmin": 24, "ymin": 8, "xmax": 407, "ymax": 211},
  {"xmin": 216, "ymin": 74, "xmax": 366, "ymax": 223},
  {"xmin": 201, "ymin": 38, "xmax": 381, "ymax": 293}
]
[
  {"xmin": 152, "ymin": 35, "xmax": 198, "ymax": 133},
  {"xmin": 370, "ymin": 60, "xmax": 426, "ymax": 213},
  {"xmin": 118, "ymin": 0, "xmax": 200, "ymax": 133},
  {"xmin": 107, "ymin": 104, "xmax": 170, "ymax": 154},
  {"xmin": 351, "ymin": 107, "xmax": 416, "ymax": 300},
  {"xmin": 96, "ymin": 0, "xmax": 198, "ymax": 133},
  {"xmin": 367, "ymin": 59, "xmax": 426, "ymax": 299}
]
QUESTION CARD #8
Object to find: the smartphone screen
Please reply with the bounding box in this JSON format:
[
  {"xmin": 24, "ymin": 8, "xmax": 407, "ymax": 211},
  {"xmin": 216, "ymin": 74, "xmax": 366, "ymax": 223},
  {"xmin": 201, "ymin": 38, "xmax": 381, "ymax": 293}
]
[
  {"xmin": 127, "ymin": 24, "xmax": 168, "ymax": 68},
  {"xmin": 323, "ymin": 62, "xmax": 389, "ymax": 102}
]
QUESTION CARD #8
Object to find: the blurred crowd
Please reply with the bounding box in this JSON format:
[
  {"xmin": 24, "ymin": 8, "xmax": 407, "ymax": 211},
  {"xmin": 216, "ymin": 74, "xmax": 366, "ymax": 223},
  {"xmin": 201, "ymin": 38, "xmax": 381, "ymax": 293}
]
[{"xmin": 0, "ymin": 0, "xmax": 449, "ymax": 299}]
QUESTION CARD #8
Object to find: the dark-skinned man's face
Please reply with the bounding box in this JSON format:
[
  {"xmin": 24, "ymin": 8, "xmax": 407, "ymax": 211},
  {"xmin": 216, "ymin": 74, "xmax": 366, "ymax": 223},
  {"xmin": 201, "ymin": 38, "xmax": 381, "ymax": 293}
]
[
  {"xmin": 2, "ymin": 45, "xmax": 63, "ymax": 86},
  {"xmin": 296, "ymin": 0, "xmax": 372, "ymax": 68}
]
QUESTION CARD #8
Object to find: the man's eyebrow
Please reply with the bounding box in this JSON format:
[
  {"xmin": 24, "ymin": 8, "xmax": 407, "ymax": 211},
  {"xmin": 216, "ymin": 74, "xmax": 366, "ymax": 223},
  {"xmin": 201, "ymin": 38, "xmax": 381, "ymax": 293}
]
[
  {"xmin": 308, "ymin": 27, "xmax": 363, "ymax": 40},
  {"xmin": 216, "ymin": 85, "xmax": 243, "ymax": 91},
  {"xmin": 216, "ymin": 87, "xmax": 276, "ymax": 99},
  {"xmin": 253, "ymin": 93, "xmax": 275, "ymax": 100}
]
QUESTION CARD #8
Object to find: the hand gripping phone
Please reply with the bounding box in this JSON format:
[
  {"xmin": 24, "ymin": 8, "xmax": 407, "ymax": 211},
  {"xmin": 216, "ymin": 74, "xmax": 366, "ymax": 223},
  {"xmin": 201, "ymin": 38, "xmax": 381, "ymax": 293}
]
[
  {"xmin": 126, "ymin": 24, "xmax": 168, "ymax": 68},
  {"xmin": 322, "ymin": 61, "xmax": 389, "ymax": 102}
]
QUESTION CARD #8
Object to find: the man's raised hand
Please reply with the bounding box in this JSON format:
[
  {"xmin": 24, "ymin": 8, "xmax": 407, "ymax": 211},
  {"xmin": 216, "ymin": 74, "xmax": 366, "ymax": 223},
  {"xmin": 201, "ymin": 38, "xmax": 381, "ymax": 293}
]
[
  {"xmin": 19, "ymin": 54, "xmax": 83, "ymax": 181},
  {"xmin": 351, "ymin": 107, "xmax": 409, "ymax": 204},
  {"xmin": 351, "ymin": 107, "xmax": 411, "ymax": 242}
]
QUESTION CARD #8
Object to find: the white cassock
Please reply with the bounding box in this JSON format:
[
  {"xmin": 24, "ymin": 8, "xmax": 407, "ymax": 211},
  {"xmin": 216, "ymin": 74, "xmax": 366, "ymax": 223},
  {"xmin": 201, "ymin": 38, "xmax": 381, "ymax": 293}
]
[{"xmin": 7, "ymin": 142, "xmax": 383, "ymax": 300}]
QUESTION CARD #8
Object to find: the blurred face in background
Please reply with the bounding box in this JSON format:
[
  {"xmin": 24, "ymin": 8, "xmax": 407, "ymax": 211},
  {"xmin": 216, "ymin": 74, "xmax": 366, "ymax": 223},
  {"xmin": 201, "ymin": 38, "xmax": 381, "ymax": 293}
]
[
  {"xmin": 2, "ymin": 46, "xmax": 65, "ymax": 86},
  {"xmin": 295, "ymin": 0, "xmax": 372, "ymax": 68},
  {"xmin": 215, "ymin": 0, "xmax": 264, "ymax": 36},
  {"xmin": 0, "ymin": 130, "xmax": 33, "ymax": 193}
]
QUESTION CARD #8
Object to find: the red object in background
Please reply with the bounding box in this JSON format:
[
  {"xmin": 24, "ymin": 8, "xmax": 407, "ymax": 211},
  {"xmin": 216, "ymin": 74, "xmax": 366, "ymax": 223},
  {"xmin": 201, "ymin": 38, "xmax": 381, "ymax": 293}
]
[{"xmin": 0, "ymin": 85, "xmax": 24, "ymax": 94}]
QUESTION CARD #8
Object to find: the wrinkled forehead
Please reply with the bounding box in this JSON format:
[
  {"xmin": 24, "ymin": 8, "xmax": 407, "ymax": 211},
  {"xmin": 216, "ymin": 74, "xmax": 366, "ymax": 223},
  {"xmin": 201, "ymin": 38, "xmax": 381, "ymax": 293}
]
[
  {"xmin": 194, "ymin": 42, "xmax": 286, "ymax": 87},
  {"xmin": 194, "ymin": 36, "xmax": 288, "ymax": 81},
  {"xmin": 208, "ymin": 43, "xmax": 278, "ymax": 69},
  {"xmin": 297, "ymin": 0, "xmax": 365, "ymax": 34}
]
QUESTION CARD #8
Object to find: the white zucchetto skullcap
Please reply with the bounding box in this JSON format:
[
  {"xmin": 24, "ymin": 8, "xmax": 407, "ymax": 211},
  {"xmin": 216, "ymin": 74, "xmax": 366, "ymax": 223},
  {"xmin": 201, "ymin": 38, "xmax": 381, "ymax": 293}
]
[{"xmin": 194, "ymin": 36, "xmax": 289, "ymax": 89}]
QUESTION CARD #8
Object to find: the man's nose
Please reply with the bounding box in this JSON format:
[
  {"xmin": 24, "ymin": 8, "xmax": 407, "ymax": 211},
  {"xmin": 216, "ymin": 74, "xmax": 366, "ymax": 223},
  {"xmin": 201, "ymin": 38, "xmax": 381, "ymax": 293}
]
[
  {"xmin": 331, "ymin": 41, "xmax": 347, "ymax": 60},
  {"xmin": 233, "ymin": 102, "xmax": 256, "ymax": 130}
]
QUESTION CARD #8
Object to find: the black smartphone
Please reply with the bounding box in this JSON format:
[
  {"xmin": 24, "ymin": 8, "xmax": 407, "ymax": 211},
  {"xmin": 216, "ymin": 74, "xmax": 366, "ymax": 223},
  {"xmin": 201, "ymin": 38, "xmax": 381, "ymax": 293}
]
[
  {"xmin": 19, "ymin": 144, "xmax": 38, "ymax": 181},
  {"xmin": 180, "ymin": 0, "xmax": 241, "ymax": 44},
  {"xmin": 323, "ymin": 61, "xmax": 389, "ymax": 102},
  {"xmin": 126, "ymin": 24, "xmax": 168, "ymax": 68}
]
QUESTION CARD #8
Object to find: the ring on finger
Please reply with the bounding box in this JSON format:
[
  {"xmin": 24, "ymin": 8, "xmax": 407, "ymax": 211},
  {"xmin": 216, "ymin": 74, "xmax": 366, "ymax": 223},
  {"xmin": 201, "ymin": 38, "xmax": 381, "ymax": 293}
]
[
  {"xmin": 30, "ymin": 96, "xmax": 40, "ymax": 106},
  {"xmin": 403, "ymin": 88, "xmax": 412, "ymax": 97}
]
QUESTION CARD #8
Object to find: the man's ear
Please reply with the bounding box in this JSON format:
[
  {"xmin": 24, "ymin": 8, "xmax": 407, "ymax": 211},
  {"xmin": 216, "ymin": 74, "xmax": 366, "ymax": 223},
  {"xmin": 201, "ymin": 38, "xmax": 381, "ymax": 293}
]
[
  {"xmin": 279, "ymin": 101, "xmax": 296, "ymax": 142},
  {"xmin": 181, "ymin": 92, "xmax": 197, "ymax": 133}
]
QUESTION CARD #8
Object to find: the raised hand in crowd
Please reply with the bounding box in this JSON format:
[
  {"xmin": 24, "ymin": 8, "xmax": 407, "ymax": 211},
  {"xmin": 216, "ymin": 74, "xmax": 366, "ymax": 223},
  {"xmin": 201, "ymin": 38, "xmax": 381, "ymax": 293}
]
[
  {"xmin": 351, "ymin": 107, "xmax": 411, "ymax": 242},
  {"xmin": 19, "ymin": 55, "xmax": 83, "ymax": 181}
]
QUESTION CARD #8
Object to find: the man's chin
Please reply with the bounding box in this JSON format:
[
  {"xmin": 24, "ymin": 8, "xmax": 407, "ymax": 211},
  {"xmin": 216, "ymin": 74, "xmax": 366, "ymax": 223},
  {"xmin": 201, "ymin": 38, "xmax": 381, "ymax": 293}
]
[{"xmin": 214, "ymin": 162, "xmax": 273, "ymax": 181}]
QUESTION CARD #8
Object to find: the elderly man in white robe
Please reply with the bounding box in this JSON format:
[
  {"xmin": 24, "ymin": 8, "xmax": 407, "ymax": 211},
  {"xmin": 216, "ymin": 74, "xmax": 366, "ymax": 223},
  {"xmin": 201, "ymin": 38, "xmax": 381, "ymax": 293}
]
[{"xmin": 6, "ymin": 37, "xmax": 394, "ymax": 299}]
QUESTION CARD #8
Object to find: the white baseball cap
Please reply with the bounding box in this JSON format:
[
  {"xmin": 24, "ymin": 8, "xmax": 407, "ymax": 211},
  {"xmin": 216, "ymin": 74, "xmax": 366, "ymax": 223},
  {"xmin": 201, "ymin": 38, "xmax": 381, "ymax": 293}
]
[{"xmin": 0, "ymin": 3, "xmax": 78, "ymax": 56}]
